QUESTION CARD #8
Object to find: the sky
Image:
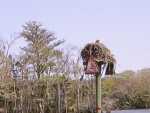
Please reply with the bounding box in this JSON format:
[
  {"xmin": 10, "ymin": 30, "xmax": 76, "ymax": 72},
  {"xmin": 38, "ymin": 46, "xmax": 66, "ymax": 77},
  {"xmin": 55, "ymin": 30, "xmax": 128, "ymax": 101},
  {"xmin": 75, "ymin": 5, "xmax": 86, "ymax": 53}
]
[{"xmin": 0, "ymin": 0, "xmax": 150, "ymax": 73}]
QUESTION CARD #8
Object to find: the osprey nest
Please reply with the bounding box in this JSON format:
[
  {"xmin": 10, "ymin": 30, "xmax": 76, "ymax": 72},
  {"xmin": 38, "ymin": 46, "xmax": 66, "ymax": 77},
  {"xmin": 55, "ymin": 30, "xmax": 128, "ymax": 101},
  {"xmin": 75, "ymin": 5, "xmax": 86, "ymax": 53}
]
[{"xmin": 81, "ymin": 40, "xmax": 116, "ymax": 75}]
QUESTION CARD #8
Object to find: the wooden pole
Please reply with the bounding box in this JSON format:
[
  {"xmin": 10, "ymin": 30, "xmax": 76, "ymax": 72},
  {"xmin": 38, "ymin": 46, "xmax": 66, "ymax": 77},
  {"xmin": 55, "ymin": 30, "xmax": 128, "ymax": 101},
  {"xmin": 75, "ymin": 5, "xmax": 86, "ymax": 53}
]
[
  {"xmin": 96, "ymin": 72, "xmax": 101, "ymax": 113},
  {"xmin": 90, "ymin": 74, "xmax": 94, "ymax": 112}
]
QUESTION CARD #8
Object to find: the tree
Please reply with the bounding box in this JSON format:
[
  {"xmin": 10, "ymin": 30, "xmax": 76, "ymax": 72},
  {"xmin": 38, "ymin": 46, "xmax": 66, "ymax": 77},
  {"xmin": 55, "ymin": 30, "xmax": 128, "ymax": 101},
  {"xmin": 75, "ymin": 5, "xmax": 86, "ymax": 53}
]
[{"xmin": 20, "ymin": 21, "xmax": 65, "ymax": 78}]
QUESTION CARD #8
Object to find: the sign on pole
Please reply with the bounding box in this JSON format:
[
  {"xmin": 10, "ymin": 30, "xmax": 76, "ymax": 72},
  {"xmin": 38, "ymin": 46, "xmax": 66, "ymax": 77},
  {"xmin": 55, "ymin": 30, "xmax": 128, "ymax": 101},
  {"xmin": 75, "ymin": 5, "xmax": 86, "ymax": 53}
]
[{"xmin": 85, "ymin": 54, "xmax": 100, "ymax": 74}]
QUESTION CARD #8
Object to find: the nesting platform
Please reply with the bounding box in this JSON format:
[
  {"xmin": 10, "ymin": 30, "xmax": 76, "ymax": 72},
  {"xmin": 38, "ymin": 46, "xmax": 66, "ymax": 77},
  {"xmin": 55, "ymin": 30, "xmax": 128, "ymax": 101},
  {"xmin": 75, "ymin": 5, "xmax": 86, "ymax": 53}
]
[{"xmin": 81, "ymin": 40, "xmax": 116, "ymax": 75}]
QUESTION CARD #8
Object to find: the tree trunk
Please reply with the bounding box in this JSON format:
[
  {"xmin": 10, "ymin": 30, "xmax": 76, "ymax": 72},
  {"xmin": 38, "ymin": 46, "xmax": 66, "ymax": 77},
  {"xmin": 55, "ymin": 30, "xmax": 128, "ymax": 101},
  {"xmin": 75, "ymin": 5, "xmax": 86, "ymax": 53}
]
[
  {"xmin": 77, "ymin": 83, "xmax": 80, "ymax": 113},
  {"xmin": 56, "ymin": 83, "xmax": 61, "ymax": 113},
  {"xmin": 65, "ymin": 91, "xmax": 67, "ymax": 113}
]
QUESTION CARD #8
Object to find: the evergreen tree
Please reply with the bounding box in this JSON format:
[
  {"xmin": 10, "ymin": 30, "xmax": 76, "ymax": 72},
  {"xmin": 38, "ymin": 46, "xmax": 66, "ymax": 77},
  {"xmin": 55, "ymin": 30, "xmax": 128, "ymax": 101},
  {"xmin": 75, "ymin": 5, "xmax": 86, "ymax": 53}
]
[{"xmin": 20, "ymin": 21, "xmax": 65, "ymax": 78}]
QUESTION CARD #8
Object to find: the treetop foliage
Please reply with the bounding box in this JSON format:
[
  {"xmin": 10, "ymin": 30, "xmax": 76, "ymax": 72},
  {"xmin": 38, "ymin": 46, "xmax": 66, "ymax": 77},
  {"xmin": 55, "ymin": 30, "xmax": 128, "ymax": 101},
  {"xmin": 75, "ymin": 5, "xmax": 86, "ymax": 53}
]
[{"xmin": 20, "ymin": 21, "xmax": 65, "ymax": 78}]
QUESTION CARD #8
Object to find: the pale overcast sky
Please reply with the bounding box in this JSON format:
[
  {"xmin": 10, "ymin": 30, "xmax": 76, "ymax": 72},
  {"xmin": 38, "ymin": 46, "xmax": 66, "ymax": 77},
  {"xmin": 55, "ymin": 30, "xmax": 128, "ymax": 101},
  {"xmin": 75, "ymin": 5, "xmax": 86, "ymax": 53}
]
[{"xmin": 0, "ymin": 0, "xmax": 150, "ymax": 73}]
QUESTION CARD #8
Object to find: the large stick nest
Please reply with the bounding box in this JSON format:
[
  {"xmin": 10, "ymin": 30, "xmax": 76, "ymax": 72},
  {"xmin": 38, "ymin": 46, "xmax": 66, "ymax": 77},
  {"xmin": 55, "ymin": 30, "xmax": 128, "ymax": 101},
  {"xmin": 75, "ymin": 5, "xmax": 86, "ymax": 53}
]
[{"xmin": 81, "ymin": 40, "xmax": 116, "ymax": 75}]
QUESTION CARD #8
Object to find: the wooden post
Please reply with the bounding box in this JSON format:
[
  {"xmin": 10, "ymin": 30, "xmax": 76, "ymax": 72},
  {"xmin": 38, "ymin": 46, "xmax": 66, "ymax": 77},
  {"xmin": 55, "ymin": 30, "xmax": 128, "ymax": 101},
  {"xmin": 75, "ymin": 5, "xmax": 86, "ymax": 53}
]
[
  {"xmin": 90, "ymin": 74, "xmax": 94, "ymax": 112},
  {"xmin": 96, "ymin": 72, "xmax": 101, "ymax": 113}
]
